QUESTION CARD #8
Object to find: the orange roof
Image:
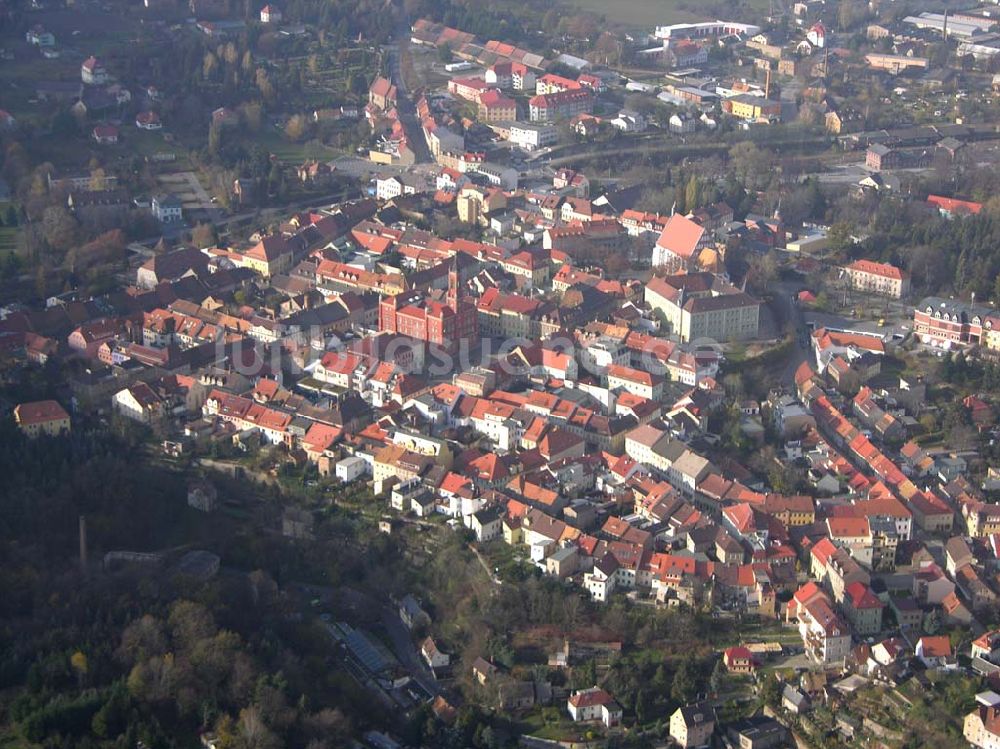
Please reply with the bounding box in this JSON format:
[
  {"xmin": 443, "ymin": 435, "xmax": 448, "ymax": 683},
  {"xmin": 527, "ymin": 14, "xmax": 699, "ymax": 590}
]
[
  {"xmin": 927, "ymin": 194, "xmax": 983, "ymax": 214},
  {"xmin": 655, "ymin": 214, "xmax": 705, "ymax": 259},
  {"xmin": 302, "ymin": 422, "xmax": 342, "ymax": 452},
  {"xmin": 918, "ymin": 635, "xmax": 952, "ymax": 658},
  {"xmin": 844, "ymin": 258, "xmax": 907, "ymax": 281}
]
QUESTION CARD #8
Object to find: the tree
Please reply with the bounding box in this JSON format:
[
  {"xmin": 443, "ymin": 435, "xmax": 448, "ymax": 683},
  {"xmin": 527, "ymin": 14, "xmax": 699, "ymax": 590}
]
[
  {"xmin": 203, "ymin": 52, "xmax": 219, "ymax": 80},
  {"xmin": 671, "ymin": 656, "xmax": 699, "ymax": 704},
  {"xmin": 747, "ymin": 251, "xmax": 777, "ymax": 294},
  {"xmin": 709, "ymin": 659, "xmax": 723, "ymax": 695},
  {"xmin": 729, "ymin": 142, "xmax": 772, "ymax": 190},
  {"xmin": 437, "ymin": 43, "xmax": 452, "ymax": 63},
  {"xmin": 685, "ymin": 175, "xmax": 701, "ymax": 213},
  {"xmin": 256, "ymin": 68, "xmax": 275, "ymax": 103},
  {"xmin": 209, "ymin": 123, "xmax": 222, "ymax": 157},
  {"xmin": 838, "ymin": 0, "xmax": 858, "ymax": 31},
  {"xmin": 759, "ymin": 673, "xmax": 782, "ymax": 707},
  {"xmin": 284, "ymin": 115, "xmax": 309, "ymax": 142},
  {"xmin": 236, "ymin": 705, "xmax": 281, "ymax": 749},
  {"xmin": 41, "ymin": 206, "xmax": 79, "ymax": 253},
  {"xmin": 70, "ymin": 651, "xmax": 88, "ymax": 687},
  {"xmin": 192, "ymin": 223, "xmax": 218, "ymax": 248},
  {"xmin": 241, "ymin": 102, "xmax": 263, "ymax": 133}
]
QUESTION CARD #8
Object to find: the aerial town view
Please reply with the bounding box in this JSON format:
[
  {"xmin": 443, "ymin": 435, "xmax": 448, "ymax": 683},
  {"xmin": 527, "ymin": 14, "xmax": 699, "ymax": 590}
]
[{"xmin": 6, "ymin": 0, "xmax": 1000, "ymax": 744}]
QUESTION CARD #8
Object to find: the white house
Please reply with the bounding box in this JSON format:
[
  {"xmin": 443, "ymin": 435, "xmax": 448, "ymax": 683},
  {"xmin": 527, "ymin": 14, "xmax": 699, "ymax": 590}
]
[
  {"xmin": 610, "ymin": 110, "xmax": 647, "ymax": 133},
  {"xmin": 669, "ymin": 113, "xmax": 697, "ymax": 134},
  {"xmin": 567, "ymin": 687, "xmax": 622, "ymax": 727},
  {"xmin": 112, "ymin": 383, "xmax": 165, "ymax": 424},
  {"xmin": 260, "ymin": 4, "xmax": 282, "ymax": 22},
  {"xmin": 509, "ymin": 122, "xmax": 559, "ymax": 151},
  {"xmin": 26, "ymin": 27, "xmax": 55, "ymax": 46},
  {"xmin": 81, "ymin": 56, "xmax": 109, "ymax": 85},
  {"xmin": 151, "ymin": 194, "xmax": 183, "ymax": 223},
  {"xmin": 335, "ymin": 455, "xmax": 368, "ymax": 482},
  {"xmin": 375, "ymin": 174, "xmax": 421, "ymax": 201},
  {"xmin": 421, "ymin": 637, "xmax": 450, "ymax": 669}
]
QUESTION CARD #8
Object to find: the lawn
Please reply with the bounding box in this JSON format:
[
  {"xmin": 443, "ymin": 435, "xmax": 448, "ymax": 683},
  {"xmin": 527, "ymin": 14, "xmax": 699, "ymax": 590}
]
[{"xmin": 253, "ymin": 131, "xmax": 338, "ymax": 163}]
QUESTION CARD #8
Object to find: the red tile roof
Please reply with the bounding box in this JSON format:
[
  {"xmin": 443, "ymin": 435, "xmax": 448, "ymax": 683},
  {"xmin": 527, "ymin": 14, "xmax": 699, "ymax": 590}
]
[{"xmin": 15, "ymin": 399, "xmax": 70, "ymax": 426}]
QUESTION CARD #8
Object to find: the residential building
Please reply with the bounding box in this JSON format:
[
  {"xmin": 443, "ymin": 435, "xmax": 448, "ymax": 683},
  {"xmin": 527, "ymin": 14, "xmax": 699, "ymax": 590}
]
[
  {"xmin": 670, "ymin": 702, "xmax": 716, "ymax": 748},
  {"xmin": 528, "ymin": 89, "xmax": 593, "ymax": 121},
  {"xmin": 842, "ymin": 581, "xmax": 883, "ymax": 635},
  {"xmin": 369, "ymin": 77, "xmax": 398, "ymax": 111},
  {"xmin": 152, "ymin": 194, "xmax": 183, "ymax": 223},
  {"xmin": 788, "ymin": 583, "xmax": 851, "ymax": 664},
  {"xmin": 723, "ymin": 646, "xmax": 757, "ymax": 674},
  {"xmin": 259, "ymin": 4, "xmax": 282, "ymax": 22},
  {"xmin": 843, "ymin": 259, "xmax": 911, "ymax": 298},
  {"xmin": 421, "ymin": 637, "xmax": 450, "ymax": 669},
  {"xmin": 81, "ymin": 56, "xmax": 108, "ymax": 85},
  {"xmin": 965, "ymin": 692, "xmax": 1000, "ymax": 749},
  {"xmin": 14, "ymin": 400, "xmax": 71, "ymax": 438},
  {"xmin": 112, "ymin": 383, "xmax": 166, "ymax": 424},
  {"xmin": 567, "ymin": 687, "xmax": 622, "ymax": 727},
  {"xmin": 478, "ymin": 90, "xmax": 517, "ymax": 122}
]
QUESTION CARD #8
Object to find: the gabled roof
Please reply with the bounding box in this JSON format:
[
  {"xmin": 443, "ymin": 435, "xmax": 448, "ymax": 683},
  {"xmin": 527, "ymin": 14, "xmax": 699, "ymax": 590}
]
[{"xmin": 655, "ymin": 214, "xmax": 706, "ymax": 259}]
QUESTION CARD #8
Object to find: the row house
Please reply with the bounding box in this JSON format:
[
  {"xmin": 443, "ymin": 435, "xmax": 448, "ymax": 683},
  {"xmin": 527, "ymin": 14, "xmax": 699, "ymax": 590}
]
[
  {"xmin": 203, "ymin": 389, "xmax": 293, "ymax": 445},
  {"xmin": 842, "ymin": 580, "xmax": 884, "ymax": 635},
  {"xmin": 787, "ymin": 583, "xmax": 851, "ymax": 664}
]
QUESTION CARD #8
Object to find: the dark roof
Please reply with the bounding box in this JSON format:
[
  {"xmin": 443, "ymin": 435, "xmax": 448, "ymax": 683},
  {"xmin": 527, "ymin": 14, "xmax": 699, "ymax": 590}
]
[{"xmin": 678, "ymin": 701, "xmax": 716, "ymax": 727}]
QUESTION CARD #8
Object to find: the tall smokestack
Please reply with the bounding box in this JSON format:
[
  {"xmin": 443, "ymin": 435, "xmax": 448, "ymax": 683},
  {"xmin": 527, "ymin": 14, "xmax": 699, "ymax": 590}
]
[
  {"xmin": 765, "ymin": 68, "xmax": 772, "ymax": 99},
  {"xmin": 79, "ymin": 515, "xmax": 88, "ymax": 575},
  {"xmin": 943, "ymin": 9, "xmax": 948, "ymax": 41}
]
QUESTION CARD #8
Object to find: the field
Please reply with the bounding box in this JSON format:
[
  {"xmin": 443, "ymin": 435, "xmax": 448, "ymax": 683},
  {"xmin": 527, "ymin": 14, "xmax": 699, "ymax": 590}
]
[
  {"xmin": 559, "ymin": 0, "xmax": 770, "ymax": 29},
  {"xmin": 0, "ymin": 228, "xmax": 18, "ymax": 258},
  {"xmin": 562, "ymin": 0, "xmax": 701, "ymax": 27}
]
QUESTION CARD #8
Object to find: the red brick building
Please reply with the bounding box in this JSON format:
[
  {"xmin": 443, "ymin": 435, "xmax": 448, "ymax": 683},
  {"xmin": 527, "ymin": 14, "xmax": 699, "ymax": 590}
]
[{"xmin": 378, "ymin": 261, "xmax": 477, "ymax": 352}]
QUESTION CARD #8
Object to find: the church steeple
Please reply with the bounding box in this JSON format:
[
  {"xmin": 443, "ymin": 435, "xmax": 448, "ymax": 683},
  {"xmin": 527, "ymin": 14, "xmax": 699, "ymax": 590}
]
[{"xmin": 447, "ymin": 254, "xmax": 459, "ymax": 310}]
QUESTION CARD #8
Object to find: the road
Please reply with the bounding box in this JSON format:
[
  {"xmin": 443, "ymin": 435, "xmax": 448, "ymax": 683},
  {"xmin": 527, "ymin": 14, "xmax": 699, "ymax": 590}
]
[
  {"xmin": 770, "ymin": 280, "xmax": 810, "ymax": 387},
  {"xmin": 291, "ymin": 580, "xmax": 441, "ymax": 698},
  {"xmin": 125, "ymin": 187, "xmax": 360, "ymax": 256},
  {"xmin": 386, "ymin": 11, "xmax": 432, "ymax": 164},
  {"xmin": 467, "ymin": 543, "xmax": 503, "ymax": 586}
]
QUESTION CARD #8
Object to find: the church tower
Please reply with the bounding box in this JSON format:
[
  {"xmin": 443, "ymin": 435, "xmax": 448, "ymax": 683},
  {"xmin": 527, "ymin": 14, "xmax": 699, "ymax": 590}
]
[{"xmin": 447, "ymin": 254, "xmax": 459, "ymax": 311}]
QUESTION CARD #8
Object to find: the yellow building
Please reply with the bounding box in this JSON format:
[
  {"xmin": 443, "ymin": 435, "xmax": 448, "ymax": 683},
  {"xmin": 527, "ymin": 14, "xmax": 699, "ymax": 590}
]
[
  {"xmin": 725, "ymin": 94, "xmax": 782, "ymax": 121},
  {"xmin": 240, "ymin": 235, "xmax": 293, "ymax": 278},
  {"xmin": 14, "ymin": 400, "xmax": 71, "ymax": 438}
]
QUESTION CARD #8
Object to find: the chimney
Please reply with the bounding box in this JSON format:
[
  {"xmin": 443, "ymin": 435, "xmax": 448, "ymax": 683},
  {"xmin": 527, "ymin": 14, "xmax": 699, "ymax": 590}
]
[
  {"xmin": 765, "ymin": 68, "xmax": 771, "ymax": 99},
  {"xmin": 79, "ymin": 515, "xmax": 88, "ymax": 575}
]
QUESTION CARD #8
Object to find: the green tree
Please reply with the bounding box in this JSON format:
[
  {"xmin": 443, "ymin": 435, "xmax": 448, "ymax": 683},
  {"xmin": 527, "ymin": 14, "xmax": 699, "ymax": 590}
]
[
  {"xmin": 685, "ymin": 175, "xmax": 701, "ymax": 213},
  {"xmin": 671, "ymin": 656, "xmax": 699, "ymax": 704}
]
